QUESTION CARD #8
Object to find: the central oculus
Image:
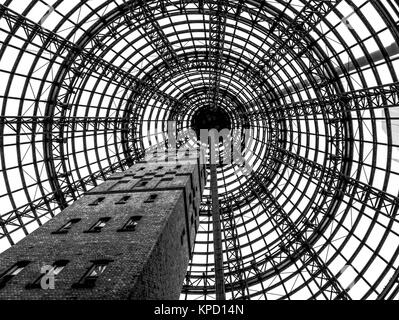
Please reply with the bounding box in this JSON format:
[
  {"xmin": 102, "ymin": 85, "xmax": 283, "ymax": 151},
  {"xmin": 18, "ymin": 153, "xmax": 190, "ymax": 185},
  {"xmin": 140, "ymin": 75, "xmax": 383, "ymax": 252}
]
[{"xmin": 191, "ymin": 107, "xmax": 232, "ymax": 138}]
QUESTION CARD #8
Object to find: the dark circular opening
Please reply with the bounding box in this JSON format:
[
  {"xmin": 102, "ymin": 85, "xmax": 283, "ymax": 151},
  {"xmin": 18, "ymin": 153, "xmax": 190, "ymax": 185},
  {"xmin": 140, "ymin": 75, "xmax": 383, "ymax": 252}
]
[{"xmin": 191, "ymin": 107, "xmax": 232, "ymax": 138}]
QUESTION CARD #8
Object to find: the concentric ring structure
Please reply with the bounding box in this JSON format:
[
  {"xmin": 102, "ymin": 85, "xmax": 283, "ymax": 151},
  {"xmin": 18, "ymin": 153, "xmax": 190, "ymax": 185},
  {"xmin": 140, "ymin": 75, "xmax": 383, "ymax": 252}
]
[{"xmin": 1, "ymin": 0, "xmax": 399, "ymax": 300}]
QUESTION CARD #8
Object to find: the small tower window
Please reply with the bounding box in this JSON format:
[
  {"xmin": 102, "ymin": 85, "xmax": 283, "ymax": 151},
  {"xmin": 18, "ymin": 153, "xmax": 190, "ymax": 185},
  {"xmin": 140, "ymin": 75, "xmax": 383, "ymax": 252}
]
[
  {"xmin": 144, "ymin": 194, "xmax": 158, "ymax": 203},
  {"xmin": 85, "ymin": 218, "xmax": 111, "ymax": 233},
  {"xmin": 0, "ymin": 261, "xmax": 30, "ymax": 289},
  {"xmin": 26, "ymin": 260, "xmax": 69, "ymax": 289},
  {"xmin": 137, "ymin": 180, "xmax": 148, "ymax": 187},
  {"xmin": 89, "ymin": 197, "xmax": 105, "ymax": 206},
  {"xmin": 118, "ymin": 216, "xmax": 142, "ymax": 232},
  {"xmin": 72, "ymin": 260, "xmax": 112, "ymax": 288},
  {"xmin": 53, "ymin": 219, "xmax": 81, "ymax": 234},
  {"xmin": 135, "ymin": 177, "xmax": 152, "ymax": 188},
  {"xmin": 115, "ymin": 196, "xmax": 131, "ymax": 205}
]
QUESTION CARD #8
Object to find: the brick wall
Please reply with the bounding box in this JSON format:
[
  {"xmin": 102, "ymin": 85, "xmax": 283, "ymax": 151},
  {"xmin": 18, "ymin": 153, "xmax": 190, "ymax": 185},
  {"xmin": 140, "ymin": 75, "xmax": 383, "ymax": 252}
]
[{"xmin": 0, "ymin": 149, "xmax": 206, "ymax": 300}]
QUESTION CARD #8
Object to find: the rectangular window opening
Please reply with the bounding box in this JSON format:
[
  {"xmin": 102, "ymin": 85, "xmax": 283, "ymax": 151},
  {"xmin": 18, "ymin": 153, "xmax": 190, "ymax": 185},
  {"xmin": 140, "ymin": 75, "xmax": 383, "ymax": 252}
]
[
  {"xmin": 89, "ymin": 197, "xmax": 105, "ymax": 206},
  {"xmin": 118, "ymin": 216, "xmax": 143, "ymax": 232},
  {"xmin": 72, "ymin": 260, "xmax": 112, "ymax": 289},
  {"xmin": 136, "ymin": 180, "xmax": 148, "ymax": 187},
  {"xmin": 115, "ymin": 195, "xmax": 131, "ymax": 205},
  {"xmin": 0, "ymin": 261, "xmax": 30, "ymax": 289},
  {"xmin": 85, "ymin": 218, "xmax": 111, "ymax": 233},
  {"xmin": 144, "ymin": 194, "xmax": 158, "ymax": 203},
  {"xmin": 26, "ymin": 260, "xmax": 69, "ymax": 289},
  {"xmin": 135, "ymin": 177, "xmax": 152, "ymax": 188},
  {"xmin": 53, "ymin": 219, "xmax": 81, "ymax": 234}
]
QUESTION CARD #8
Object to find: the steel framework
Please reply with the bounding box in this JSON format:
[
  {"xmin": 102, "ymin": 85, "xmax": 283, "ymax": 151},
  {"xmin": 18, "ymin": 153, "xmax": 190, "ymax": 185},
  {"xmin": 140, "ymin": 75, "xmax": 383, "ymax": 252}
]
[{"xmin": 1, "ymin": 0, "xmax": 399, "ymax": 300}]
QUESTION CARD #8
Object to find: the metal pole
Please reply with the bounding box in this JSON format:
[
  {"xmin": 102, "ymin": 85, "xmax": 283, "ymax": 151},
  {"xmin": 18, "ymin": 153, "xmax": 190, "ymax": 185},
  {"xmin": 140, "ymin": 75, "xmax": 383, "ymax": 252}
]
[{"xmin": 210, "ymin": 163, "xmax": 226, "ymax": 300}]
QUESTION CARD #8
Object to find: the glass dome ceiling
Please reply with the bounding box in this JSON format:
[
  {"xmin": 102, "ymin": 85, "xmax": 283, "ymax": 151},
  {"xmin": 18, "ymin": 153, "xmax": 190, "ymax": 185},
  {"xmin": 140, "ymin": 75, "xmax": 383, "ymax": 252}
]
[{"xmin": 1, "ymin": 0, "xmax": 399, "ymax": 300}]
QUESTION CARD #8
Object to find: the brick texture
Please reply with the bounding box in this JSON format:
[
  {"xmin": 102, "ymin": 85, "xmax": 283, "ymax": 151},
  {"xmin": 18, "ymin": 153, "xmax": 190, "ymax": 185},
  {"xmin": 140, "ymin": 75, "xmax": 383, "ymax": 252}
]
[{"xmin": 0, "ymin": 149, "xmax": 206, "ymax": 300}]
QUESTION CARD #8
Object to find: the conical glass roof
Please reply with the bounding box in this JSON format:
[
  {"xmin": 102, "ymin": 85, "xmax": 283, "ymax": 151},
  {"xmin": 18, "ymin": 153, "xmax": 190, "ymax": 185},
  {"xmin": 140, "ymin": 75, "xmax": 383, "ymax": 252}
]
[{"xmin": 1, "ymin": 0, "xmax": 399, "ymax": 300}]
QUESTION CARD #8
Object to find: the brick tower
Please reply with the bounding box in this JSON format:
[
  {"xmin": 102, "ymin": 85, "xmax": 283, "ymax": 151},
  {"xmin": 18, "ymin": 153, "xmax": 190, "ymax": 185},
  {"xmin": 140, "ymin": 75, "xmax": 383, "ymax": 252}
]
[{"xmin": 0, "ymin": 149, "xmax": 206, "ymax": 300}]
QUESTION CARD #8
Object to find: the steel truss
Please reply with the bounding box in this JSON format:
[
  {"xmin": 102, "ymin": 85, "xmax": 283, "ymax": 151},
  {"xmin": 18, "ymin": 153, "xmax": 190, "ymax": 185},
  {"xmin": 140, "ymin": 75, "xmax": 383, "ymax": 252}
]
[{"xmin": 1, "ymin": 0, "xmax": 399, "ymax": 300}]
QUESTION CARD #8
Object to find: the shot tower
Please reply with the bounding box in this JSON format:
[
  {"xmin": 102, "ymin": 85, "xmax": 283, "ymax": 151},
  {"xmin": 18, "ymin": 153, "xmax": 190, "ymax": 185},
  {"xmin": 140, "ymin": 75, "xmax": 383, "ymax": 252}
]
[{"xmin": 0, "ymin": 149, "xmax": 206, "ymax": 300}]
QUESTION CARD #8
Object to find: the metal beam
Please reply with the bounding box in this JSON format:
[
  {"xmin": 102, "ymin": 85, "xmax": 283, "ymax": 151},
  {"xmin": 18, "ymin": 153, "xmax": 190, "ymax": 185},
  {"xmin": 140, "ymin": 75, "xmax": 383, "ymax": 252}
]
[
  {"xmin": 210, "ymin": 164, "xmax": 226, "ymax": 300},
  {"xmin": 220, "ymin": 196, "xmax": 248, "ymax": 299},
  {"xmin": 0, "ymin": 5, "xmax": 184, "ymax": 108},
  {"xmin": 246, "ymin": 0, "xmax": 341, "ymax": 108},
  {"xmin": 249, "ymin": 172, "xmax": 351, "ymax": 300},
  {"xmin": 208, "ymin": 1, "xmax": 228, "ymax": 108},
  {"xmin": 246, "ymin": 81, "xmax": 399, "ymax": 120},
  {"xmin": 281, "ymin": 42, "xmax": 399, "ymax": 96},
  {"xmin": 131, "ymin": 0, "xmax": 180, "ymax": 69},
  {"xmin": 0, "ymin": 4, "xmax": 186, "ymax": 212}
]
